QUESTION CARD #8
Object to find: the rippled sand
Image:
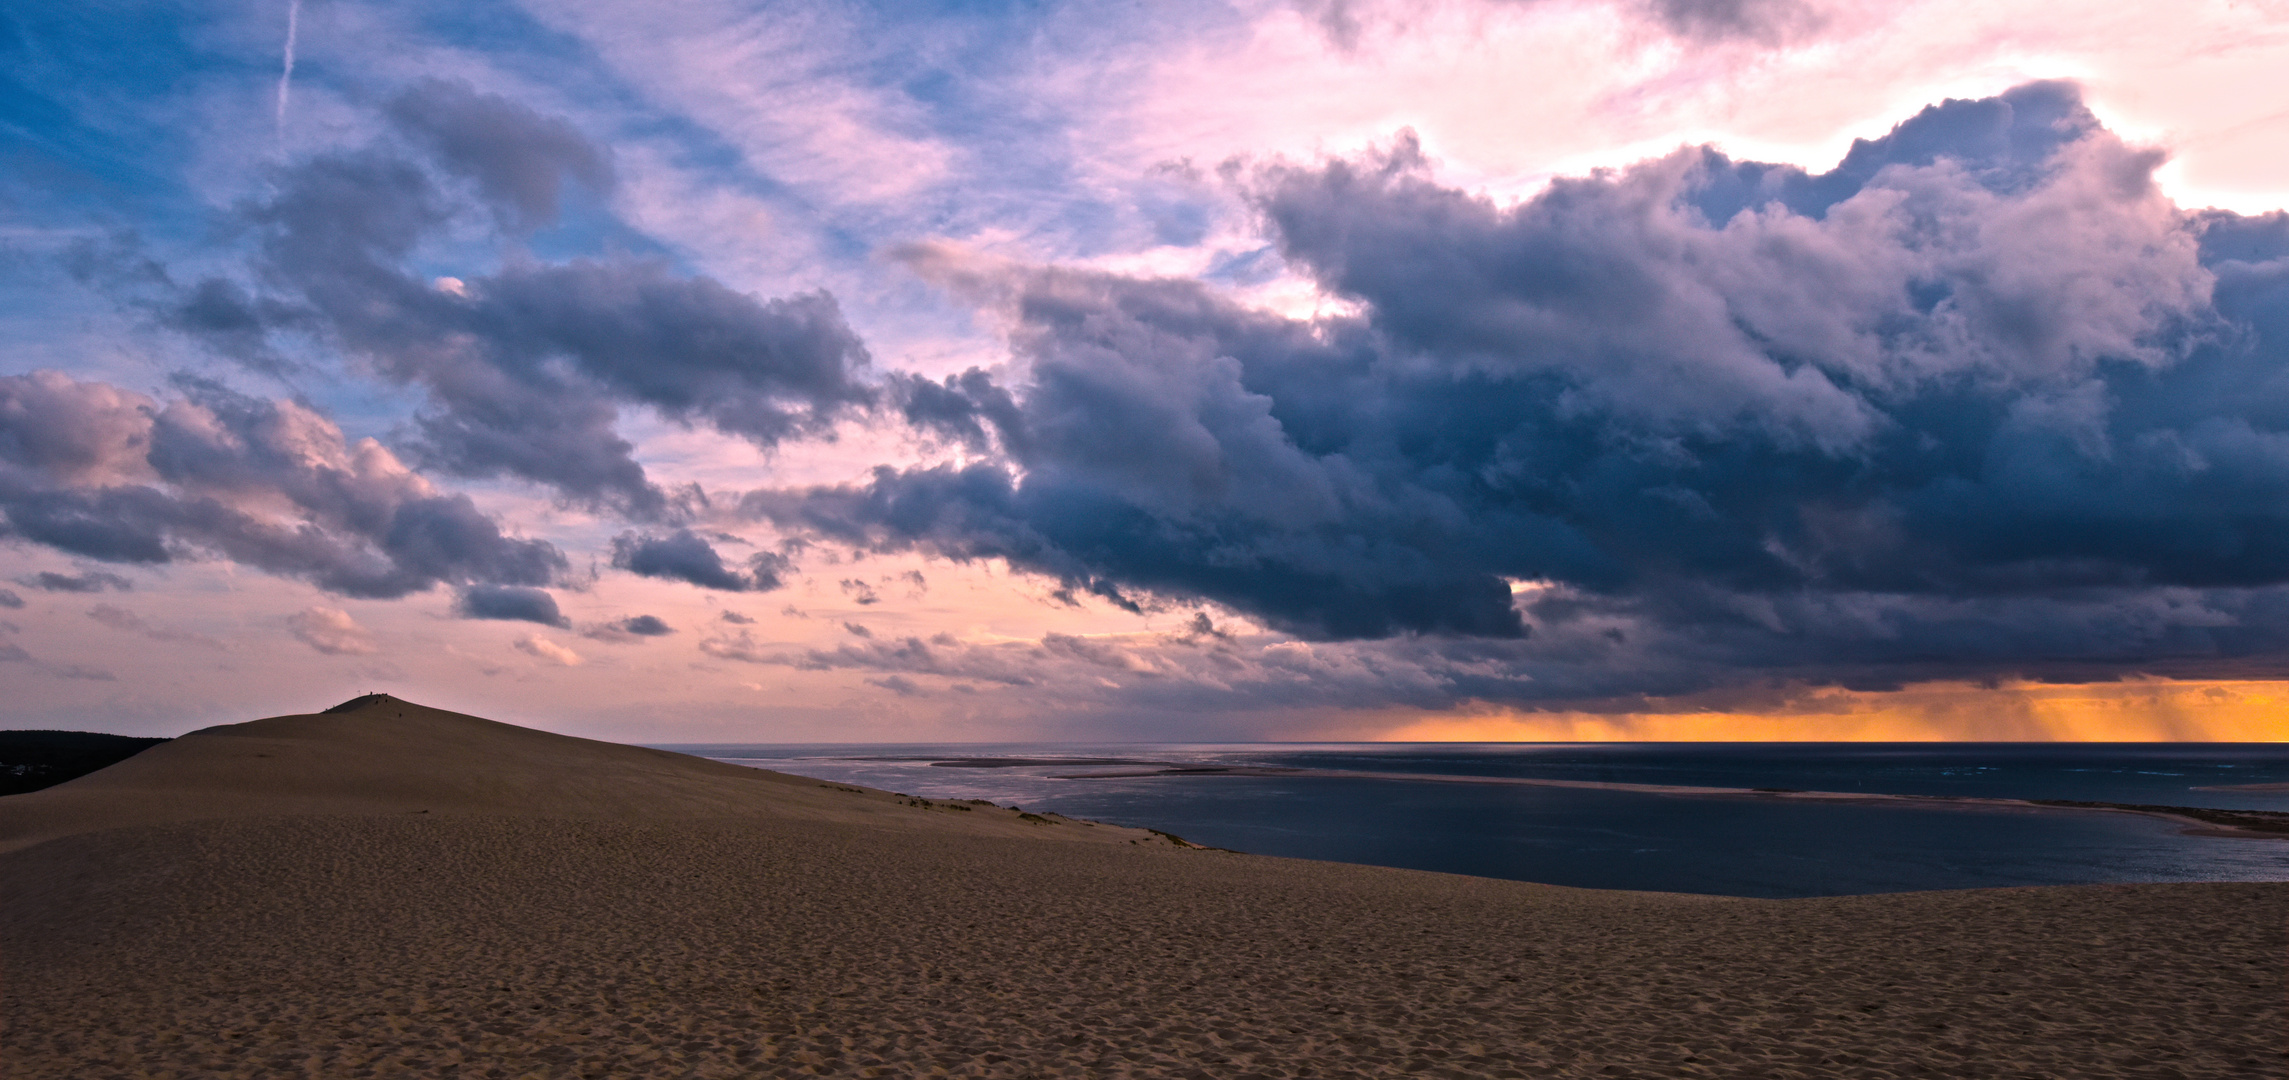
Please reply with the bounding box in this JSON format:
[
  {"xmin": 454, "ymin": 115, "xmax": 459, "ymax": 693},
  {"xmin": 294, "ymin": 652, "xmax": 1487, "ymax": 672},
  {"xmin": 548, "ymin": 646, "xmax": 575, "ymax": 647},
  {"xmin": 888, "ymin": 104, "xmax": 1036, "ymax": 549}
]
[{"xmin": 4, "ymin": 698, "xmax": 2281, "ymax": 1078}]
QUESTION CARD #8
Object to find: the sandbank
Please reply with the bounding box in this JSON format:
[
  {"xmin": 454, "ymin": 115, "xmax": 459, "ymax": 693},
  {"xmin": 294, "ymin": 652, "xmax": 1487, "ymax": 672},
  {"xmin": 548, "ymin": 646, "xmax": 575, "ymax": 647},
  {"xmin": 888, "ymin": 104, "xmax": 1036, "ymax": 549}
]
[{"xmin": 1047, "ymin": 762, "xmax": 2289, "ymax": 838}]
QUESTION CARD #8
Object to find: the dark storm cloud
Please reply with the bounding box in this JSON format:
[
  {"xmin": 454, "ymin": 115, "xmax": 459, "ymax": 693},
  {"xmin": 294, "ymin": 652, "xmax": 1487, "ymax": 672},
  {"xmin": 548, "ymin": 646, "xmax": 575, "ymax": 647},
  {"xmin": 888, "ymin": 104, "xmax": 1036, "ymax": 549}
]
[
  {"xmin": 609, "ymin": 529, "xmax": 786, "ymax": 591},
  {"xmin": 0, "ymin": 588, "xmax": 22, "ymax": 608},
  {"xmin": 618, "ymin": 614, "xmax": 673, "ymax": 636},
  {"xmin": 893, "ymin": 368, "xmax": 1024, "ymax": 454},
  {"xmin": 755, "ymin": 83, "xmax": 2289, "ymax": 698},
  {"xmin": 611, "ymin": 529, "xmax": 744, "ymax": 589},
  {"xmin": 456, "ymin": 584, "xmax": 569, "ymax": 627},
  {"xmin": 179, "ymin": 81, "xmax": 874, "ymax": 517},
  {"xmin": 0, "ymin": 371, "xmax": 564, "ymax": 599}
]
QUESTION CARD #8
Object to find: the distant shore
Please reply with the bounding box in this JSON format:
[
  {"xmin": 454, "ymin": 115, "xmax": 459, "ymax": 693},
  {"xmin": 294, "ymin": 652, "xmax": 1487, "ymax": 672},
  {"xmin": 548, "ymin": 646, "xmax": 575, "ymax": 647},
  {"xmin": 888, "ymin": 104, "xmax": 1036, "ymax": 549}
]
[{"xmin": 1040, "ymin": 762, "xmax": 2289, "ymax": 839}]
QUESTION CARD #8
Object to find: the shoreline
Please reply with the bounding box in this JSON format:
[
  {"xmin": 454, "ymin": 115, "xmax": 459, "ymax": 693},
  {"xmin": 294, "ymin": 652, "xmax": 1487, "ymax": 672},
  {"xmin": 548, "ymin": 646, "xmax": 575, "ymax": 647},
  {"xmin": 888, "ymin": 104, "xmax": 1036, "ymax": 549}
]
[{"xmin": 1039, "ymin": 763, "xmax": 2289, "ymax": 840}]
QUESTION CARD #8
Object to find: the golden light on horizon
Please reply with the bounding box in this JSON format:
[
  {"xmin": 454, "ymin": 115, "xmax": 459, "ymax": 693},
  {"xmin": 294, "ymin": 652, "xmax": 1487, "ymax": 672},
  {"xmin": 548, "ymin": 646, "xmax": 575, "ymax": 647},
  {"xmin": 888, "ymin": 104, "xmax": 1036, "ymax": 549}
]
[{"xmin": 1366, "ymin": 678, "xmax": 2289, "ymax": 742}]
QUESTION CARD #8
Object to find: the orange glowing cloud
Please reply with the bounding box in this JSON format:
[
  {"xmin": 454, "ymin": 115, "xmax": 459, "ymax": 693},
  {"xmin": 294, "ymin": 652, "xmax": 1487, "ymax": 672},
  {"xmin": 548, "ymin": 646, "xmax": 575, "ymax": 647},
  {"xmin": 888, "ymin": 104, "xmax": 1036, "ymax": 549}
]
[{"xmin": 1365, "ymin": 679, "xmax": 2289, "ymax": 742}]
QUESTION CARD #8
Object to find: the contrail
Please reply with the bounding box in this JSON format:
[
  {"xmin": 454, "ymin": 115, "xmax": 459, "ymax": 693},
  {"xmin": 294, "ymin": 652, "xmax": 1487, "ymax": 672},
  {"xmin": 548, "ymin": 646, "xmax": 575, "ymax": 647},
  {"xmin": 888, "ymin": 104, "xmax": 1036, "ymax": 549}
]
[{"xmin": 274, "ymin": 0, "xmax": 301, "ymax": 145}]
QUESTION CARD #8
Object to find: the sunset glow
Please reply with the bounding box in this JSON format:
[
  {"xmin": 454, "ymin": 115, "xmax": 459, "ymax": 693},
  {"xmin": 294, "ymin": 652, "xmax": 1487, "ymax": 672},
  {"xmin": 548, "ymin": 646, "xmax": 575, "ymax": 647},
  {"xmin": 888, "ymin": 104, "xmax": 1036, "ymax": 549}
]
[{"xmin": 1372, "ymin": 680, "xmax": 2289, "ymax": 743}]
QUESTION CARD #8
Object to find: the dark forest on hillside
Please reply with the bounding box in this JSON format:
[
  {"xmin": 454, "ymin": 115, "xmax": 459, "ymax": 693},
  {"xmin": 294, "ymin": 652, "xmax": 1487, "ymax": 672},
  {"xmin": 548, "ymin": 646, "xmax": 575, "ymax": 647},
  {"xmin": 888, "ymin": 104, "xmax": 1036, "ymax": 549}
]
[{"xmin": 0, "ymin": 732, "xmax": 168, "ymax": 796}]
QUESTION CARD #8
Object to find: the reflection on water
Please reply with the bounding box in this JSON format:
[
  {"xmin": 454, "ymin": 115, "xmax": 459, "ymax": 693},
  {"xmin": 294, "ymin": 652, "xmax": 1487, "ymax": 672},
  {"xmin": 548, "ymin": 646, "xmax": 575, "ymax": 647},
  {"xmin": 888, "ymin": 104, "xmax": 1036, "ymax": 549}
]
[{"xmin": 655, "ymin": 742, "xmax": 2289, "ymax": 898}]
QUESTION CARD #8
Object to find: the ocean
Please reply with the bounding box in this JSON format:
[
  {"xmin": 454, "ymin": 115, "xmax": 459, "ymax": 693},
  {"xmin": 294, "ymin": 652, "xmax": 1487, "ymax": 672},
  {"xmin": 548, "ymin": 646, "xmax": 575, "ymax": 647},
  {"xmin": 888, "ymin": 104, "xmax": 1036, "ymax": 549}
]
[{"xmin": 654, "ymin": 742, "xmax": 2289, "ymax": 898}]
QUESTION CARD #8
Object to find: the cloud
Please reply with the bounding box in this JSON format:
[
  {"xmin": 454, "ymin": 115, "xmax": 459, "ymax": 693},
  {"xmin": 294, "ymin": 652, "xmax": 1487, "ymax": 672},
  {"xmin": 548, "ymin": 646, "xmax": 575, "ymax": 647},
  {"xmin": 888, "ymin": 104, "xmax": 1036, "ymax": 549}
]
[
  {"xmin": 866, "ymin": 674, "xmax": 925, "ymax": 696},
  {"xmin": 673, "ymin": 605, "xmax": 2289, "ymax": 725},
  {"xmin": 695, "ymin": 628, "xmax": 775, "ymax": 664},
  {"xmin": 751, "ymin": 83, "xmax": 2289, "ymax": 699},
  {"xmin": 0, "ymin": 373, "xmax": 565, "ymax": 598},
  {"xmin": 17, "ymin": 570, "xmax": 133, "ymax": 593},
  {"xmin": 457, "ymin": 585, "xmax": 570, "ymax": 627},
  {"xmin": 583, "ymin": 613, "xmax": 675, "ymax": 642},
  {"xmin": 699, "ymin": 627, "xmax": 1041, "ymax": 686},
  {"xmin": 0, "ymin": 371, "xmax": 159, "ymax": 486},
  {"xmin": 1304, "ymin": 0, "xmax": 1821, "ymax": 50},
  {"xmin": 85, "ymin": 603, "xmax": 227, "ymax": 650},
  {"xmin": 1633, "ymin": 0, "xmax": 1822, "ymax": 44},
  {"xmin": 172, "ymin": 83, "xmax": 877, "ymax": 517},
  {"xmin": 83, "ymin": 604, "xmax": 144, "ymax": 631},
  {"xmin": 514, "ymin": 633, "xmax": 583, "ymax": 666},
  {"xmin": 609, "ymin": 529, "xmax": 786, "ymax": 591},
  {"xmin": 386, "ymin": 78, "xmax": 615, "ymax": 233},
  {"xmin": 287, "ymin": 606, "xmax": 379, "ymax": 655},
  {"xmin": 892, "ymin": 368, "xmax": 1022, "ymax": 455},
  {"xmin": 1175, "ymin": 611, "xmax": 1230, "ymax": 642},
  {"xmin": 0, "ymin": 588, "xmax": 21, "ymax": 608},
  {"xmin": 679, "ymin": 620, "xmax": 1570, "ymax": 713}
]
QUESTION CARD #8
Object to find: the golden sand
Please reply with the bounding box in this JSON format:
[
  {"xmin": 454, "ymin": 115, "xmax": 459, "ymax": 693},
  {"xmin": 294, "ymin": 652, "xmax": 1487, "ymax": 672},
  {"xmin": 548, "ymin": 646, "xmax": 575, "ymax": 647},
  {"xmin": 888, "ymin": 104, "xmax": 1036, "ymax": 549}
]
[{"xmin": 4, "ymin": 697, "xmax": 2281, "ymax": 1078}]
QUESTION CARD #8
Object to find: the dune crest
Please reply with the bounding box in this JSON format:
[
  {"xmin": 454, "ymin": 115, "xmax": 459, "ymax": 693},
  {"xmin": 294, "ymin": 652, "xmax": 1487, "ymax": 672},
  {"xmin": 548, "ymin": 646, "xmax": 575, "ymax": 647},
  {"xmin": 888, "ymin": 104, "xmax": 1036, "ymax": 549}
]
[{"xmin": 0, "ymin": 694, "xmax": 1153, "ymax": 854}]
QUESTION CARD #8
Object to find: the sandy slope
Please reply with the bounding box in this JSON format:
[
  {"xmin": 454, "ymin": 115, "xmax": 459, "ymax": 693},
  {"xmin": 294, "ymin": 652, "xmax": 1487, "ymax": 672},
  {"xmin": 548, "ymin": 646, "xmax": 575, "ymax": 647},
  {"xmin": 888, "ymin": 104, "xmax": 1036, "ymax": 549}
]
[
  {"xmin": 4, "ymin": 697, "xmax": 2282, "ymax": 1078},
  {"xmin": 0, "ymin": 697, "xmax": 1155, "ymax": 855}
]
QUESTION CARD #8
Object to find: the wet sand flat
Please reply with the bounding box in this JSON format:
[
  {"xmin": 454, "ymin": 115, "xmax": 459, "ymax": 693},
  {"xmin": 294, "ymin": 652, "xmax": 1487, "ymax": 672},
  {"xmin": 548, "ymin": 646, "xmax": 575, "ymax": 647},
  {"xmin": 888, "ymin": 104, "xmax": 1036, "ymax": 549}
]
[{"xmin": 4, "ymin": 699, "xmax": 2283, "ymax": 1078}]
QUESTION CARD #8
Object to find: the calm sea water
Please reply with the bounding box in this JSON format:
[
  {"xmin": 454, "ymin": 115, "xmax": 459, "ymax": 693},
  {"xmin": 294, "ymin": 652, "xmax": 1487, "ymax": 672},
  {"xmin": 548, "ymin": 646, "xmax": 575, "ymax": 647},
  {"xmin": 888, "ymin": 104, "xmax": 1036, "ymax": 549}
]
[{"xmin": 653, "ymin": 742, "xmax": 2289, "ymax": 898}]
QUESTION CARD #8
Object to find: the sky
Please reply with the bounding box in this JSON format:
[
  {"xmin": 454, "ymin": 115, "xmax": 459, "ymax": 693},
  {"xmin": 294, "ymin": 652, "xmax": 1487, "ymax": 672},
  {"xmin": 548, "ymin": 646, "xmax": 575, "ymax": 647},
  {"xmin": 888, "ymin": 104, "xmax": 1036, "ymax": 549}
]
[{"xmin": 6, "ymin": 0, "xmax": 2289, "ymax": 742}]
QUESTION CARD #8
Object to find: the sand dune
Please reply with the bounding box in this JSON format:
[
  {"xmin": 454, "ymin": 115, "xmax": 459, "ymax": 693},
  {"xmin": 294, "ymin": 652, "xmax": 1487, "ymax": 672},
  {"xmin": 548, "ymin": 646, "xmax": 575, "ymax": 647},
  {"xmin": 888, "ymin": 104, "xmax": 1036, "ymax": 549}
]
[
  {"xmin": 0, "ymin": 696, "xmax": 1160, "ymax": 856},
  {"xmin": 4, "ymin": 696, "xmax": 2282, "ymax": 1078}
]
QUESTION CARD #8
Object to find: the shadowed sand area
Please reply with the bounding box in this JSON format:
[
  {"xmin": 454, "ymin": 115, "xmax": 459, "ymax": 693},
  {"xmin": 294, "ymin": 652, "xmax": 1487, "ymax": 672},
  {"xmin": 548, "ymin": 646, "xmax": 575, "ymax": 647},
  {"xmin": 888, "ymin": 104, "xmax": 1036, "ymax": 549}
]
[{"xmin": 4, "ymin": 698, "xmax": 2283, "ymax": 1078}]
